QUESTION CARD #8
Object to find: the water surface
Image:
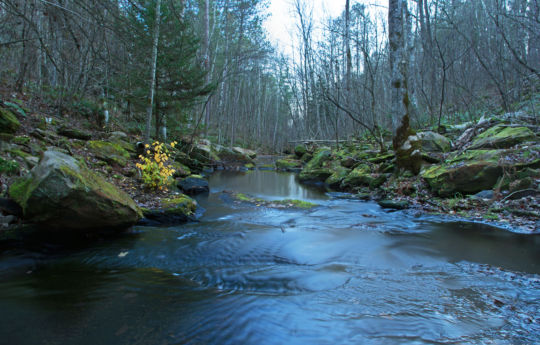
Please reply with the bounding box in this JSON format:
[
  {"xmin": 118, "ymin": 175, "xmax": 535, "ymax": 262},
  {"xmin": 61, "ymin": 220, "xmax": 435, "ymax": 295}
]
[{"xmin": 0, "ymin": 170, "xmax": 538, "ymax": 344}]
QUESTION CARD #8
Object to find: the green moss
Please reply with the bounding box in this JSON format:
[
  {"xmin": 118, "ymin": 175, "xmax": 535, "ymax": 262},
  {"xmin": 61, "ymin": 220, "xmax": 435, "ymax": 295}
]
[
  {"xmin": 8, "ymin": 177, "xmax": 34, "ymax": 208},
  {"xmin": 244, "ymin": 163, "xmax": 255, "ymax": 169},
  {"xmin": 235, "ymin": 193, "xmax": 252, "ymax": 202},
  {"xmin": 87, "ymin": 140, "xmax": 130, "ymax": 167},
  {"xmin": 275, "ymin": 158, "xmax": 301, "ymax": 170},
  {"xmin": 471, "ymin": 125, "xmax": 536, "ymax": 149},
  {"xmin": 8, "ymin": 148, "xmax": 31, "ymax": 159},
  {"xmin": 12, "ymin": 136, "xmax": 30, "ymax": 145},
  {"xmin": 0, "ymin": 157, "xmax": 20, "ymax": 175},
  {"xmin": 304, "ymin": 149, "xmax": 331, "ymax": 170},
  {"xmin": 0, "ymin": 108, "xmax": 21, "ymax": 134},
  {"xmin": 277, "ymin": 199, "xmax": 317, "ymax": 209},
  {"xmin": 162, "ymin": 194, "xmax": 197, "ymax": 216}
]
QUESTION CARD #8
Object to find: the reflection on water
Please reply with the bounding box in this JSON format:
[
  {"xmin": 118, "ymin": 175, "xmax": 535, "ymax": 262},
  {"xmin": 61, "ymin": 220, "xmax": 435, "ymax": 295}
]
[
  {"xmin": 208, "ymin": 170, "xmax": 328, "ymax": 201},
  {"xmin": 0, "ymin": 171, "xmax": 538, "ymax": 345}
]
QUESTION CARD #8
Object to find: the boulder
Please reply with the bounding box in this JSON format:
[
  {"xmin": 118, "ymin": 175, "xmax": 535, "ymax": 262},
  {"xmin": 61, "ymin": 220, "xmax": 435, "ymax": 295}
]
[
  {"xmin": 341, "ymin": 164, "xmax": 374, "ymax": 188},
  {"xmin": 140, "ymin": 194, "xmax": 197, "ymax": 225},
  {"xmin": 304, "ymin": 148, "xmax": 332, "ymax": 170},
  {"xmin": 275, "ymin": 158, "xmax": 302, "ymax": 171},
  {"xmin": 178, "ymin": 175, "xmax": 209, "ymax": 195},
  {"xmin": 109, "ymin": 131, "xmax": 128, "ymax": 141},
  {"xmin": 233, "ymin": 146, "xmax": 257, "ymax": 159},
  {"xmin": 325, "ymin": 166, "xmax": 351, "ymax": 189},
  {"xmin": 378, "ymin": 199, "xmax": 409, "ymax": 210},
  {"xmin": 470, "ymin": 125, "xmax": 536, "ymax": 149},
  {"xmin": 294, "ymin": 145, "xmax": 307, "ymax": 158},
  {"xmin": 172, "ymin": 161, "xmax": 191, "ymax": 178},
  {"xmin": 217, "ymin": 147, "xmax": 252, "ymax": 164},
  {"xmin": 298, "ymin": 168, "xmax": 333, "ymax": 183},
  {"xmin": 417, "ymin": 131, "xmax": 452, "ymax": 152},
  {"xmin": 8, "ymin": 150, "xmax": 141, "ymax": 231},
  {"xmin": 421, "ymin": 150, "xmax": 504, "ymax": 196},
  {"xmin": 0, "ymin": 107, "xmax": 20, "ymax": 134},
  {"xmin": 57, "ymin": 126, "xmax": 92, "ymax": 140},
  {"xmin": 87, "ymin": 140, "xmax": 131, "ymax": 167}
]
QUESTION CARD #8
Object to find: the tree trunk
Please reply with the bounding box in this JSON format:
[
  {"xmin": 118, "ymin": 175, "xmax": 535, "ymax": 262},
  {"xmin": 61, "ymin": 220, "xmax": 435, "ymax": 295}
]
[{"xmin": 145, "ymin": 0, "xmax": 162, "ymax": 144}]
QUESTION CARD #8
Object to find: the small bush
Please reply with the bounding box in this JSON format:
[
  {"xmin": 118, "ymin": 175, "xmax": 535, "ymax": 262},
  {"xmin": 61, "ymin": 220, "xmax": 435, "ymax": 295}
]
[{"xmin": 135, "ymin": 141, "xmax": 177, "ymax": 190}]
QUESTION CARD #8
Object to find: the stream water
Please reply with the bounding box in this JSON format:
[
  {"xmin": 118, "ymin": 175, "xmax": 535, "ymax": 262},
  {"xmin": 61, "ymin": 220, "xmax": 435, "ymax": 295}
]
[{"xmin": 0, "ymin": 170, "xmax": 539, "ymax": 345}]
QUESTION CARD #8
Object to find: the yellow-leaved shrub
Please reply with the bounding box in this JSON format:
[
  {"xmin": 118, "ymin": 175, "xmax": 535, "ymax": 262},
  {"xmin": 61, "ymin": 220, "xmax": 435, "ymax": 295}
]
[{"xmin": 135, "ymin": 141, "xmax": 177, "ymax": 190}]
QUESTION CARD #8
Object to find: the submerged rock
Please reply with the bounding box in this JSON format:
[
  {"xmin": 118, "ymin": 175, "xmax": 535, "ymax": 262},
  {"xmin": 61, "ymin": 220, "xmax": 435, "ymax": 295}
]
[
  {"xmin": 8, "ymin": 150, "xmax": 141, "ymax": 231},
  {"xmin": 178, "ymin": 175, "xmax": 209, "ymax": 195},
  {"xmin": 378, "ymin": 199, "xmax": 409, "ymax": 210}
]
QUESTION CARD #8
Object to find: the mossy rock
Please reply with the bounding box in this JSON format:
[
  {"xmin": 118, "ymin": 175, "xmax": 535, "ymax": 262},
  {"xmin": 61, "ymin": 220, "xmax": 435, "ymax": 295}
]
[
  {"xmin": 325, "ymin": 166, "xmax": 351, "ymax": 189},
  {"xmin": 301, "ymin": 152, "xmax": 313, "ymax": 163},
  {"xmin": 57, "ymin": 126, "xmax": 92, "ymax": 140},
  {"xmin": 470, "ymin": 125, "xmax": 536, "ymax": 149},
  {"xmin": 141, "ymin": 194, "xmax": 197, "ymax": 225},
  {"xmin": 298, "ymin": 168, "xmax": 333, "ymax": 183},
  {"xmin": 294, "ymin": 145, "xmax": 307, "ymax": 158},
  {"xmin": 233, "ymin": 147, "xmax": 257, "ymax": 159},
  {"xmin": 87, "ymin": 140, "xmax": 130, "ymax": 167},
  {"xmin": 421, "ymin": 149, "xmax": 504, "ymax": 196},
  {"xmin": 417, "ymin": 131, "xmax": 452, "ymax": 152},
  {"xmin": 228, "ymin": 191, "xmax": 318, "ymax": 209},
  {"xmin": 217, "ymin": 147, "xmax": 251, "ymax": 164},
  {"xmin": 341, "ymin": 164, "xmax": 374, "ymax": 188},
  {"xmin": 0, "ymin": 108, "xmax": 20, "ymax": 134},
  {"xmin": 367, "ymin": 153, "xmax": 395, "ymax": 164},
  {"xmin": 172, "ymin": 161, "xmax": 191, "ymax": 178},
  {"xmin": 304, "ymin": 149, "xmax": 331, "ymax": 170},
  {"xmin": 8, "ymin": 150, "xmax": 141, "ymax": 231},
  {"xmin": 275, "ymin": 158, "xmax": 302, "ymax": 171}
]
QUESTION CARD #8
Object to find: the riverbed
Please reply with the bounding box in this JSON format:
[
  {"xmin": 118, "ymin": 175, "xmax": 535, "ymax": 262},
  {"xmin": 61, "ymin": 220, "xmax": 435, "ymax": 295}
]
[{"xmin": 0, "ymin": 170, "xmax": 538, "ymax": 344}]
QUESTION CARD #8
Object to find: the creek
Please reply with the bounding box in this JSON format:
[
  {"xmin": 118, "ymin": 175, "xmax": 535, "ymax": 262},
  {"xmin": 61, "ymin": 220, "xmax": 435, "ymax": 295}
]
[{"xmin": 0, "ymin": 170, "xmax": 538, "ymax": 344}]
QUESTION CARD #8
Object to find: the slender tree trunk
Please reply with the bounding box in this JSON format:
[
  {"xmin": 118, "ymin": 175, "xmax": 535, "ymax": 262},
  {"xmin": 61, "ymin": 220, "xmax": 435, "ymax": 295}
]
[{"xmin": 145, "ymin": 0, "xmax": 162, "ymax": 143}]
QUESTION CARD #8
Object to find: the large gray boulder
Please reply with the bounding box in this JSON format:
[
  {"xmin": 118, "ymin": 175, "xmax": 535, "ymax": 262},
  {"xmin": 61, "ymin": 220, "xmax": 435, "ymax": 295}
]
[{"xmin": 8, "ymin": 150, "xmax": 142, "ymax": 231}]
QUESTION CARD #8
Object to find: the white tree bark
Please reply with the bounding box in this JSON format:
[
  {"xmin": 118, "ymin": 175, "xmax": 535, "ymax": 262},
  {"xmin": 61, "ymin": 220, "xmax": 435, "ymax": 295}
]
[{"xmin": 145, "ymin": 0, "xmax": 162, "ymax": 143}]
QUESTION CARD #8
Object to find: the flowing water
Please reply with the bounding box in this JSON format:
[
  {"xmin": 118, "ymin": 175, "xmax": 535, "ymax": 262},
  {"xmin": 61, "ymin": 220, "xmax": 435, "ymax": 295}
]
[{"xmin": 0, "ymin": 170, "xmax": 539, "ymax": 345}]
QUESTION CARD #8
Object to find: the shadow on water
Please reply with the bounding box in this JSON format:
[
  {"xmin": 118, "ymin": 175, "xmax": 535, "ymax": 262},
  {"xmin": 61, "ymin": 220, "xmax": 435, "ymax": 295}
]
[{"xmin": 0, "ymin": 170, "xmax": 538, "ymax": 345}]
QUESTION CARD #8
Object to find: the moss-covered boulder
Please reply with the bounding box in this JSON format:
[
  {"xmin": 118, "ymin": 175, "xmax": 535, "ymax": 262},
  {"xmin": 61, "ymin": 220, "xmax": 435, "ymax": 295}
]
[
  {"xmin": 173, "ymin": 151, "xmax": 204, "ymax": 174},
  {"xmin": 470, "ymin": 125, "xmax": 536, "ymax": 149},
  {"xmin": 217, "ymin": 147, "xmax": 252, "ymax": 164},
  {"xmin": 298, "ymin": 168, "xmax": 333, "ymax": 183},
  {"xmin": 57, "ymin": 126, "xmax": 92, "ymax": 140},
  {"xmin": 172, "ymin": 161, "xmax": 191, "ymax": 178},
  {"xmin": 417, "ymin": 131, "xmax": 452, "ymax": 152},
  {"xmin": 87, "ymin": 140, "xmax": 131, "ymax": 167},
  {"xmin": 341, "ymin": 164, "xmax": 374, "ymax": 188},
  {"xmin": 0, "ymin": 107, "xmax": 20, "ymax": 134},
  {"xmin": 421, "ymin": 149, "xmax": 505, "ymax": 196},
  {"xmin": 8, "ymin": 150, "xmax": 141, "ymax": 231},
  {"xmin": 304, "ymin": 148, "xmax": 332, "ymax": 170},
  {"xmin": 177, "ymin": 175, "xmax": 209, "ymax": 195},
  {"xmin": 140, "ymin": 194, "xmax": 197, "ymax": 225},
  {"xmin": 294, "ymin": 145, "xmax": 307, "ymax": 158},
  {"xmin": 194, "ymin": 144, "xmax": 220, "ymax": 162},
  {"xmin": 325, "ymin": 166, "xmax": 351, "ymax": 189},
  {"xmin": 233, "ymin": 147, "xmax": 257, "ymax": 159},
  {"xmin": 275, "ymin": 158, "xmax": 302, "ymax": 171}
]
